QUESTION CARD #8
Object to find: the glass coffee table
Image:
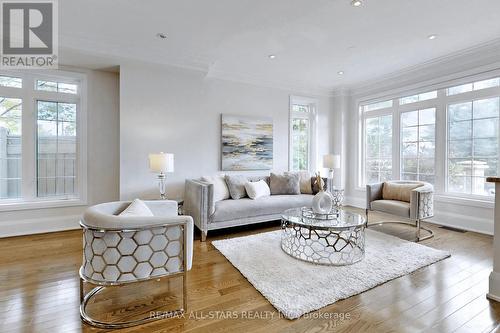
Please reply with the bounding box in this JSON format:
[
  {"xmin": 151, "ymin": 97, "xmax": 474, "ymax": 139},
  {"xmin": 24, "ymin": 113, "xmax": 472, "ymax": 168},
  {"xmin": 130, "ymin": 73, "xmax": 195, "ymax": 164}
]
[{"xmin": 281, "ymin": 207, "xmax": 366, "ymax": 266}]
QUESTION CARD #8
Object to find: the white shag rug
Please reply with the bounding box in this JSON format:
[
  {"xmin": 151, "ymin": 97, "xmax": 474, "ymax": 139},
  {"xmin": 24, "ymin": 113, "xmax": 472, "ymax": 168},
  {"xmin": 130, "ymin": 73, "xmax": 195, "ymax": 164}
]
[{"xmin": 212, "ymin": 229, "xmax": 450, "ymax": 319}]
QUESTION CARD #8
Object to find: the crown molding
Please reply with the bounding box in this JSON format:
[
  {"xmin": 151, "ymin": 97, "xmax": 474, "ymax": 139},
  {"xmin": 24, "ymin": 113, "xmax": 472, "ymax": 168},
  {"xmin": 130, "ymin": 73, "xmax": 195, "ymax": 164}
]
[
  {"xmin": 349, "ymin": 38, "xmax": 500, "ymax": 98},
  {"xmin": 205, "ymin": 68, "xmax": 337, "ymax": 97}
]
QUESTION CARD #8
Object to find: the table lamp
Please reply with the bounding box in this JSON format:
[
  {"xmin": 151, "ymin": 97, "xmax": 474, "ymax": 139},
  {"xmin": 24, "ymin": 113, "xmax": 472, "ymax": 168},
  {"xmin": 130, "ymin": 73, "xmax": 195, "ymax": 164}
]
[
  {"xmin": 148, "ymin": 152, "xmax": 174, "ymax": 199},
  {"xmin": 323, "ymin": 154, "xmax": 340, "ymax": 192}
]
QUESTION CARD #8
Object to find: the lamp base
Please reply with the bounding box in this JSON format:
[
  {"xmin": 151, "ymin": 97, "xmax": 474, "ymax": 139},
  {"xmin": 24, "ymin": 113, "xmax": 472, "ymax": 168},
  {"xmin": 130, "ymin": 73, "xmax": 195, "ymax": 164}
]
[{"xmin": 157, "ymin": 173, "xmax": 167, "ymax": 200}]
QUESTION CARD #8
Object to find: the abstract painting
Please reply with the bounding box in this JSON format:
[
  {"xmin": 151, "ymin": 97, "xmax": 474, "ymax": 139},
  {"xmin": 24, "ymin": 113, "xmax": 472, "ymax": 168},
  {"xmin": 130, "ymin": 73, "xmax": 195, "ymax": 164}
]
[{"xmin": 221, "ymin": 114, "xmax": 273, "ymax": 170}]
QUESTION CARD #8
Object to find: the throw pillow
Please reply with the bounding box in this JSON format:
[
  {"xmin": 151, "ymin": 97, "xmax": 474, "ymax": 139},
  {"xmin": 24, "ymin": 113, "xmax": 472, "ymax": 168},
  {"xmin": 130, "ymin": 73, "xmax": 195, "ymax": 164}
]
[
  {"xmin": 244, "ymin": 180, "xmax": 271, "ymax": 199},
  {"xmin": 285, "ymin": 171, "xmax": 313, "ymax": 194},
  {"xmin": 119, "ymin": 199, "xmax": 154, "ymax": 217},
  {"xmin": 201, "ymin": 175, "xmax": 230, "ymax": 202},
  {"xmin": 224, "ymin": 175, "xmax": 248, "ymax": 199},
  {"xmin": 269, "ymin": 173, "xmax": 300, "ymax": 195},
  {"xmin": 382, "ymin": 182, "xmax": 423, "ymax": 203}
]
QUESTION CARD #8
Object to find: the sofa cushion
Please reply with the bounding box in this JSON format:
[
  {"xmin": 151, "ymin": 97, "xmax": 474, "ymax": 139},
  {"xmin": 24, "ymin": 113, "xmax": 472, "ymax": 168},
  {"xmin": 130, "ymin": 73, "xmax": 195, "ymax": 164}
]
[
  {"xmin": 201, "ymin": 175, "xmax": 230, "ymax": 202},
  {"xmin": 382, "ymin": 182, "xmax": 423, "ymax": 203},
  {"xmin": 212, "ymin": 194, "xmax": 313, "ymax": 222},
  {"xmin": 270, "ymin": 173, "xmax": 301, "ymax": 195},
  {"xmin": 285, "ymin": 171, "xmax": 313, "ymax": 194},
  {"xmin": 245, "ymin": 180, "xmax": 271, "ymax": 200},
  {"xmin": 225, "ymin": 175, "xmax": 248, "ymax": 199},
  {"xmin": 371, "ymin": 200, "xmax": 410, "ymax": 218}
]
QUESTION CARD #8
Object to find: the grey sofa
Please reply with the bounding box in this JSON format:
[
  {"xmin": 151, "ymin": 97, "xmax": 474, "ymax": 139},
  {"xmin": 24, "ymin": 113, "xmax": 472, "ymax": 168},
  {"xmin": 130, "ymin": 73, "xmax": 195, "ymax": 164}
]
[{"xmin": 184, "ymin": 176, "xmax": 325, "ymax": 241}]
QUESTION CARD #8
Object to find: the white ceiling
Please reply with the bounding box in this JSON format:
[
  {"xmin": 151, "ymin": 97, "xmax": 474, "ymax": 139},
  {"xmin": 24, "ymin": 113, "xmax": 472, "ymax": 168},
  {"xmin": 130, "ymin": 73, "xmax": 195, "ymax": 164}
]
[{"xmin": 59, "ymin": 0, "xmax": 500, "ymax": 92}]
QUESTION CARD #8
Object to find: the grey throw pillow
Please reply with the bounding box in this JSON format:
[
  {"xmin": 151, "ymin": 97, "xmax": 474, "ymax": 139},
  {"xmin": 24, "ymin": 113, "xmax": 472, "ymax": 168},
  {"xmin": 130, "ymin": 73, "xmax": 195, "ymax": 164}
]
[
  {"xmin": 269, "ymin": 173, "xmax": 300, "ymax": 195},
  {"xmin": 224, "ymin": 175, "xmax": 248, "ymax": 199}
]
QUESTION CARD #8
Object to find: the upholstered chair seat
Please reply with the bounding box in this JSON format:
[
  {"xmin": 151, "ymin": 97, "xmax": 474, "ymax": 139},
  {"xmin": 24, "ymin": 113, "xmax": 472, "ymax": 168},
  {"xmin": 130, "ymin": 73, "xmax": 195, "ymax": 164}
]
[{"xmin": 370, "ymin": 200, "xmax": 411, "ymax": 218}]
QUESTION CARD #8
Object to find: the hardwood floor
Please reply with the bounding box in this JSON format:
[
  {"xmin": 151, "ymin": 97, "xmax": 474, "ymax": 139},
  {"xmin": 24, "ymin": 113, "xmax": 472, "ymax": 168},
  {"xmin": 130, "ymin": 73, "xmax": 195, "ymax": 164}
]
[{"xmin": 1, "ymin": 206, "xmax": 499, "ymax": 332}]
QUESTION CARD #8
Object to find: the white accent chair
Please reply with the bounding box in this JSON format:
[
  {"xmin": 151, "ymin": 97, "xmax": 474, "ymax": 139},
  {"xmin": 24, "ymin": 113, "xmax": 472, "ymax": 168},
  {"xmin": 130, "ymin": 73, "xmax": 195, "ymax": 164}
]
[
  {"xmin": 366, "ymin": 181, "xmax": 434, "ymax": 242},
  {"xmin": 79, "ymin": 200, "xmax": 193, "ymax": 329}
]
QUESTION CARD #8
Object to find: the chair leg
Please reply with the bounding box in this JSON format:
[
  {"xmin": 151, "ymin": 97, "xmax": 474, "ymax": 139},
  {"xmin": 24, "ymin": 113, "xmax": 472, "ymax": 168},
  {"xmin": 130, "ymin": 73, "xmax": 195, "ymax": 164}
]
[
  {"xmin": 365, "ymin": 209, "xmax": 369, "ymax": 227},
  {"xmin": 416, "ymin": 219, "xmax": 421, "ymax": 240},
  {"xmin": 79, "ymin": 277, "xmax": 84, "ymax": 303},
  {"xmin": 201, "ymin": 230, "xmax": 207, "ymax": 242}
]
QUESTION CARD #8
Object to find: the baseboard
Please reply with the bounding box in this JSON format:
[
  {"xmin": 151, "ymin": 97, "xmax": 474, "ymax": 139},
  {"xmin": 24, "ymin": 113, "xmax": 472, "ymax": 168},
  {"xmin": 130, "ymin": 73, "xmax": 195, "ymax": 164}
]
[
  {"xmin": 345, "ymin": 196, "xmax": 365, "ymax": 209},
  {"xmin": 428, "ymin": 212, "xmax": 493, "ymax": 236},
  {"xmin": 345, "ymin": 196, "xmax": 493, "ymax": 236},
  {"xmin": 0, "ymin": 214, "xmax": 81, "ymax": 238}
]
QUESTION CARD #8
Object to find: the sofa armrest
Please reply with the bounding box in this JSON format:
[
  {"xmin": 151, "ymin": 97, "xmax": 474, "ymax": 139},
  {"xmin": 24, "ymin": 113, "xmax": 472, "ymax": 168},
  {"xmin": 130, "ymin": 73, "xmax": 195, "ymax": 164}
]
[
  {"xmin": 366, "ymin": 183, "xmax": 384, "ymax": 210},
  {"xmin": 410, "ymin": 184, "xmax": 434, "ymax": 219},
  {"xmin": 183, "ymin": 179, "xmax": 213, "ymax": 235}
]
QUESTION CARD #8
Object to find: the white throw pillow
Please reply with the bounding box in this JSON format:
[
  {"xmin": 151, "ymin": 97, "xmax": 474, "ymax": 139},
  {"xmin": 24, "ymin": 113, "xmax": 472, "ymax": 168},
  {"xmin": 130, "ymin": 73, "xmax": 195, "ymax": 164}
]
[
  {"xmin": 245, "ymin": 180, "xmax": 271, "ymax": 200},
  {"xmin": 201, "ymin": 175, "xmax": 230, "ymax": 202},
  {"xmin": 119, "ymin": 199, "xmax": 154, "ymax": 217}
]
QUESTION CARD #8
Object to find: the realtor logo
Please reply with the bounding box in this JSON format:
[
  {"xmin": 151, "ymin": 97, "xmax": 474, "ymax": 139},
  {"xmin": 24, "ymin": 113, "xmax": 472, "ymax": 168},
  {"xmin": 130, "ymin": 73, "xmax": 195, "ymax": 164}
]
[{"xmin": 0, "ymin": 0, "xmax": 58, "ymax": 68}]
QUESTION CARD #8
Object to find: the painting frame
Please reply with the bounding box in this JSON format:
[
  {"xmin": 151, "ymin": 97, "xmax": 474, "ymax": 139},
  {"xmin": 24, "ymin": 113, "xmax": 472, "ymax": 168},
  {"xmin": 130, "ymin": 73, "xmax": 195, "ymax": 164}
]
[{"xmin": 221, "ymin": 114, "xmax": 273, "ymax": 171}]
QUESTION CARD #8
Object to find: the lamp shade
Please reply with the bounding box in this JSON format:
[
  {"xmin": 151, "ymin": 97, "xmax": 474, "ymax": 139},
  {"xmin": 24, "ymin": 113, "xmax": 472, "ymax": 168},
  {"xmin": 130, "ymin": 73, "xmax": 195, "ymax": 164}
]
[
  {"xmin": 149, "ymin": 152, "xmax": 174, "ymax": 173},
  {"xmin": 323, "ymin": 154, "xmax": 341, "ymax": 169}
]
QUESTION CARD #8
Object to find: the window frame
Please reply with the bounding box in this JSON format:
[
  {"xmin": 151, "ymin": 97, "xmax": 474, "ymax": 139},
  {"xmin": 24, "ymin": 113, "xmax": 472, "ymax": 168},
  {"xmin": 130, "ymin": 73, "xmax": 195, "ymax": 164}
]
[
  {"xmin": 357, "ymin": 69, "xmax": 500, "ymax": 203},
  {"xmin": 399, "ymin": 107, "xmax": 437, "ymax": 184},
  {"xmin": 0, "ymin": 69, "xmax": 87, "ymax": 211},
  {"xmin": 361, "ymin": 108, "xmax": 394, "ymax": 185},
  {"xmin": 289, "ymin": 95, "xmax": 318, "ymax": 173},
  {"xmin": 445, "ymin": 94, "xmax": 500, "ymax": 200}
]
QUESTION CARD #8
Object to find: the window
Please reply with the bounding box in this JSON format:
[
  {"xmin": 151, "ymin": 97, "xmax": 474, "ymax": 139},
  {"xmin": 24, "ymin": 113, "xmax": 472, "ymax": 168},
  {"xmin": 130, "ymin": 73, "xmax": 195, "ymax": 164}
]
[
  {"xmin": 289, "ymin": 97, "xmax": 317, "ymax": 172},
  {"xmin": 401, "ymin": 108, "xmax": 436, "ymax": 184},
  {"xmin": 0, "ymin": 76, "xmax": 22, "ymax": 88},
  {"xmin": 36, "ymin": 80, "xmax": 78, "ymax": 94},
  {"xmin": 359, "ymin": 72, "xmax": 500, "ymax": 200},
  {"xmin": 400, "ymin": 91, "xmax": 437, "ymax": 105},
  {"xmin": 37, "ymin": 101, "xmax": 77, "ymax": 197},
  {"xmin": 447, "ymin": 77, "xmax": 500, "ymax": 96},
  {"xmin": 365, "ymin": 115, "xmax": 392, "ymax": 184},
  {"xmin": 0, "ymin": 72, "xmax": 84, "ymax": 208},
  {"xmin": 447, "ymin": 98, "xmax": 499, "ymax": 196},
  {"xmin": 0, "ymin": 97, "xmax": 22, "ymax": 199},
  {"xmin": 362, "ymin": 99, "xmax": 393, "ymax": 112}
]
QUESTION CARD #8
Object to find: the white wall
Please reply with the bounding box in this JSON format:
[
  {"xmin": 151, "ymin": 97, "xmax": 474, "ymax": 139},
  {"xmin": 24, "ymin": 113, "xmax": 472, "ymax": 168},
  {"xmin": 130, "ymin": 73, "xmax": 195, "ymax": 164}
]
[
  {"xmin": 0, "ymin": 68, "xmax": 120, "ymax": 237},
  {"xmin": 120, "ymin": 62, "xmax": 336, "ymax": 200}
]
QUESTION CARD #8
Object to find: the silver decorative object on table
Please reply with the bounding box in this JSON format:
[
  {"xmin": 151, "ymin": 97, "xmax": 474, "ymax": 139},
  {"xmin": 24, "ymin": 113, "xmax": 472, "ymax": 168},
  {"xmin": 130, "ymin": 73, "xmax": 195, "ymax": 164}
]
[
  {"xmin": 281, "ymin": 207, "xmax": 365, "ymax": 266},
  {"xmin": 330, "ymin": 188, "xmax": 345, "ymax": 207}
]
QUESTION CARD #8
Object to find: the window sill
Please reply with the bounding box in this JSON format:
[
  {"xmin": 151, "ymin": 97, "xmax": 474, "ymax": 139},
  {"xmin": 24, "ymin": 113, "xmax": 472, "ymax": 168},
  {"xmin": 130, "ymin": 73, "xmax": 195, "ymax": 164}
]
[{"xmin": 0, "ymin": 198, "xmax": 87, "ymax": 212}]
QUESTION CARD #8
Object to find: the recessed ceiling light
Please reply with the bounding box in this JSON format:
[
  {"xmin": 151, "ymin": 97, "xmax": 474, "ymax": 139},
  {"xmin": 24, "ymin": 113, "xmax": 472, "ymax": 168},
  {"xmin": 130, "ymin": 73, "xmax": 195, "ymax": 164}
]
[
  {"xmin": 156, "ymin": 33, "xmax": 167, "ymax": 39},
  {"xmin": 268, "ymin": 55, "xmax": 276, "ymax": 59},
  {"xmin": 428, "ymin": 34, "xmax": 437, "ymax": 40},
  {"xmin": 338, "ymin": 71, "xmax": 344, "ymax": 75},
  {"xmin": 351, "ymin": 0, "xmax": 363, "ymax": 7}
]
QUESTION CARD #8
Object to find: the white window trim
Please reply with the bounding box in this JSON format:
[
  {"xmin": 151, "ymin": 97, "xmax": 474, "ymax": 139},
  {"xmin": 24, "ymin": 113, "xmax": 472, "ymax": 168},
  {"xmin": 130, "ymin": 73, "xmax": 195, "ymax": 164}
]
[
  {"xmin": 356, "ymin": 68, "xmax": 500, "ymax": 205},
  {"xmin": 289, "ymin": 95, "xmax": 318, "ymax": 173},
  {"xmin": 0, "ymin": 69, "xmax": 87, "ymax": 211}
]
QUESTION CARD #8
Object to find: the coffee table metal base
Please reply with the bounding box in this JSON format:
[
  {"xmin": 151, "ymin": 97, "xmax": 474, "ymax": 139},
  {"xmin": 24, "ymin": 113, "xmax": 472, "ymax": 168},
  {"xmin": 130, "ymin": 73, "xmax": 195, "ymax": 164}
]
[{"xmin": 281, "ymin": 219, "xmax": 365, "ymax": 266}]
